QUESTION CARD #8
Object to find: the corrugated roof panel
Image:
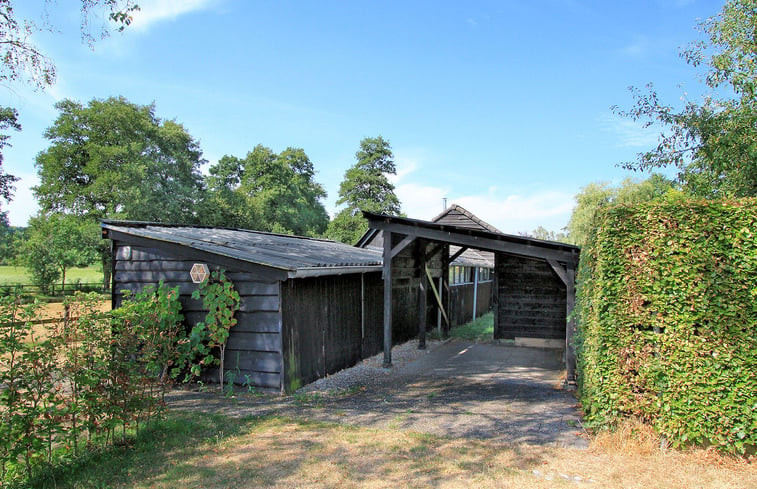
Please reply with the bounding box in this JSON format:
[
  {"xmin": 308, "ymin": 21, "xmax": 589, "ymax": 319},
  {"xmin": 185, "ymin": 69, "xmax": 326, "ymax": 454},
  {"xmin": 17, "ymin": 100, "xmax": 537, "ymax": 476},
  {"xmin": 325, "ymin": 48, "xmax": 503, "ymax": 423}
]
[{"xmin": 102, "ymin": 222, "xmax": 383, "ymax": 273}]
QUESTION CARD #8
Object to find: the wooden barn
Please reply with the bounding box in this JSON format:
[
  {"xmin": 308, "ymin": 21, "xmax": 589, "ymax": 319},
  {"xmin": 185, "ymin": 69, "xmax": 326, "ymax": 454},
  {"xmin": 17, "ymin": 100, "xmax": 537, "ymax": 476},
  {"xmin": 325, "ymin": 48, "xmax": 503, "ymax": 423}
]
[
  {"xmin": 102, "ymin": 221, "xmax": 400, "ymax": 393},
  {"xmin": 361, "ymin": 211, "xmax": 581, "ymax": 383},
  {"xmin": 357, "ymin": 204, "xmax": 498, "ymax": 328}
]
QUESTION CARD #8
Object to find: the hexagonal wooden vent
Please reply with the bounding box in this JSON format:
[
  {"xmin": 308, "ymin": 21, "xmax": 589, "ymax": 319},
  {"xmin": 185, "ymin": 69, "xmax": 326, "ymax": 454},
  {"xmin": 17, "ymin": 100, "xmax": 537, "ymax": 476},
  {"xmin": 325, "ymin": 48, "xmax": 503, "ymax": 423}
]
[{"xmin": 190, "ymin": 263, "xmax": 210, "ymax": 284}]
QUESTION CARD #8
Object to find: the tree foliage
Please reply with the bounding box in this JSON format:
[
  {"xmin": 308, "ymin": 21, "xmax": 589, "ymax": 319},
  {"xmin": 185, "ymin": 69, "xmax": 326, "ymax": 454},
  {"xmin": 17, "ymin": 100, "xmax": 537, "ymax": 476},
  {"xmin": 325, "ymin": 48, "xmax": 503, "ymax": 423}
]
[
  {"xmin": 19, "ymin": 213, "xmax": 99, "ymax": 291},
  {"xmin": 566, "ymin": 174, "xmax": 673, "ymax": 247},
  {"xmin": 327, "ymin": 136, "xmax": 402, "ymax": 244},
  {"xmin": 34, "ymin": 96, "xmax": 206, "ymax": 223},
  {"xmin": 0, "ymin": 0, "xmax": 138, "ymax": 90},
  {"xmin": 521, "ymin": 226, "xmax": 568, "ymax": 242},
  {"xmin": 0, "ymin": 106, "xmax": 20, "ymax": 225},
  {"xmin": 202, "ymin": 145, "xmax": 329, "ymax": 236},
  {"xmin": 615, "ymin": 0, "xmax": 757, "ymax": 197}
]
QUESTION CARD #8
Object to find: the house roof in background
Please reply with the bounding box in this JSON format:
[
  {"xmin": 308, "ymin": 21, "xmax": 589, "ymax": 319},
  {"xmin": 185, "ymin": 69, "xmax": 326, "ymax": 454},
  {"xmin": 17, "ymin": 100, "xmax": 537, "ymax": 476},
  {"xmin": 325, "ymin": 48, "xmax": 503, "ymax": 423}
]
[
  {"xmin": 101, "ymin": 221, "xmax": 383, "ymax": 278},
  {"xmin": 431, "ymin": 204, "xmax": 503, "ymax": 234}
]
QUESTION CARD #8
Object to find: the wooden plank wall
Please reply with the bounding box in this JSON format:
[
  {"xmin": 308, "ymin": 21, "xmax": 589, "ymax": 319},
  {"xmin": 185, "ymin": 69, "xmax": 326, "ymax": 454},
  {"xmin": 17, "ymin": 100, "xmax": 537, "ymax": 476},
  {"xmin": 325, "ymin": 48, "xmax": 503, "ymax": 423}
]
[
  {"xmin": 112, "ymin": 243, "xmax": 283, "ymax": 390},
  {"xmin": 389, "ymin": 238, "xmax": 444, "ymax": 342},
  {"xmin": 281, "ymin": 273, "xmax": 383, "ymax": 393},
  {"xmin": 494, "ymin": 253, "xmax": 566, "ymax": 340}
]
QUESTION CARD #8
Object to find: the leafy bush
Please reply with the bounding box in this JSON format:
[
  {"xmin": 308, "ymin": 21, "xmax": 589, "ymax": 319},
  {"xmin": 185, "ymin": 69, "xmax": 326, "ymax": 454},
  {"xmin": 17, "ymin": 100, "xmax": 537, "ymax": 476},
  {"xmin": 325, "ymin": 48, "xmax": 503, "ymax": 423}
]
[
  {"xmin": 576, "ymin": 197, "xmax": 757, "ymax": 453},
  {"xmin": 0, "ymin": 284, "xmax": 187, "ymax": 485}
]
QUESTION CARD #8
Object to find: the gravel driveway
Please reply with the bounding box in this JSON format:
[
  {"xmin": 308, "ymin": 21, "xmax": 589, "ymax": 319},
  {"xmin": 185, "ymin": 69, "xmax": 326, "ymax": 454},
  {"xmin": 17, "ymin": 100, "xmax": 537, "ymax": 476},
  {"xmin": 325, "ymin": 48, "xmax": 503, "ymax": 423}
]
[{"xmin": 166, "ymin": 339, "xmax": 588, "ymax": 448}]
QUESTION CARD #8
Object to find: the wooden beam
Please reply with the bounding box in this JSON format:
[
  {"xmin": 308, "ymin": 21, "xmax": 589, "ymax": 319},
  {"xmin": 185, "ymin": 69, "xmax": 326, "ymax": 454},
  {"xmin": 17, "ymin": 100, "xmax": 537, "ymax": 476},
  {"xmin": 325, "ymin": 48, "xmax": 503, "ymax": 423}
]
[
  {"xmin": 390, "ymin": 234, "xmax": 415, "ymax": 259},
  {"xmin": 383, "ymin": 230, "xmax": 393, "ymax": 368},
  {"xmin": 547, "ymin": 260, "xmax": 570, "ymax": 286},
  {"xmin": 367, "ymin": 219, "xmax": 580, "ymax": 265},
  {"xmin": 449, "ymin": 246, "xmax": 468, "ymax": 263}
]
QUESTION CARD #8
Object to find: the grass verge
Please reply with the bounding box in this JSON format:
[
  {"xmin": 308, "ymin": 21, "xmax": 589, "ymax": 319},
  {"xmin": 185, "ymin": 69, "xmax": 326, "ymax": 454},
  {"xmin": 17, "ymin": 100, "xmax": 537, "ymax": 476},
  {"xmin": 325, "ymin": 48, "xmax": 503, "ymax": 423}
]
[
  {"xmin": 14, "ymin": 411, "xmax": 755, "ymax": 489},
  {"xmin": 447, "ymin": 312, "xmax": 495, "ymax": 341}
]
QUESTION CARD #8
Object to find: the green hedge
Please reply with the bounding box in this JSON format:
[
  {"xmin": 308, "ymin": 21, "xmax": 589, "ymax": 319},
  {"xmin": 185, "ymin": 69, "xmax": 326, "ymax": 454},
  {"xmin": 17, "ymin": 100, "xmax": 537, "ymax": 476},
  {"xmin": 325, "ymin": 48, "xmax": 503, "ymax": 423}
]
[{"xmin": 576, "ymin": 197, "xmax": 757, "ymax": 453}]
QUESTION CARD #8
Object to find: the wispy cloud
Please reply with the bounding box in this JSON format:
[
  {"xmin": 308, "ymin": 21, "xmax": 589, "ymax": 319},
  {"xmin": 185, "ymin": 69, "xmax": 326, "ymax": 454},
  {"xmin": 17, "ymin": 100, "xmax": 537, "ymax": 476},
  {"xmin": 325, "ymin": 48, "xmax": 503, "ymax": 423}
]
[
  {"xmin": 599, "ymin": 114, "xmax": 660, "ymax": 148},
  {"xmin": 390, "ymin": 157, "xmax": 574, "ymax": 234},
  {"xmin": 129, "ymin": 0, "xmax": 217, "ymax": 31},
  {"xmin": 620, "ymin": 35, "xmax": 652, "ymax": 58}
]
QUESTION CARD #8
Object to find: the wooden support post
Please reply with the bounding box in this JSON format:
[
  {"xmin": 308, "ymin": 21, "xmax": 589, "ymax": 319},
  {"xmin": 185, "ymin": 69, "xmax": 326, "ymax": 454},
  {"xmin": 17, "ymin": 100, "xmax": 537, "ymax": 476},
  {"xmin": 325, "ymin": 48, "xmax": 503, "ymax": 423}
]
[
  {"xmin": 472, "ymin": 266, "xmax": 479, "ymax": 320},
  {"xmin": 442, "ymin": 244, "xmax": 450, "ymax": 338},
  {"xmin": 383, "ymin": 231, "xmax": 393, "ymax": 368},
  {"xmin": 418, "ymin": 242, "xmax": 427, "ymax": 350},
  {"xmin": 565, "ymin": 266, "xmax": 577, "ymax": 388},
  {"xmin": 493, "ymin": 253, "xmax": 500, "ymax": 339}
]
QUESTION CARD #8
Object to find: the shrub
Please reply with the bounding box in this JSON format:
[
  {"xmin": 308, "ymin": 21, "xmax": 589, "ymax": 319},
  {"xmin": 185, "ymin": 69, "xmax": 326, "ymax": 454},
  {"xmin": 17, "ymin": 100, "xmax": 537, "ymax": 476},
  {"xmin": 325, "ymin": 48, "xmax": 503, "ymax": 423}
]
[{"xmin": 576, "ymin": 197, "xmax": 757, "ymax": 453}]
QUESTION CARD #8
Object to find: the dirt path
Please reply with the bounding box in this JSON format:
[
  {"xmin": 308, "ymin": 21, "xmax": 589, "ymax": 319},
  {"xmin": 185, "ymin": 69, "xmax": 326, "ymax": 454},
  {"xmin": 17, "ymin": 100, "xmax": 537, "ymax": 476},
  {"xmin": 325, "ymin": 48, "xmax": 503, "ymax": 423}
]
[{"xmin": 166, "ymin": 340, "xmax": 588, "ymax": 448}]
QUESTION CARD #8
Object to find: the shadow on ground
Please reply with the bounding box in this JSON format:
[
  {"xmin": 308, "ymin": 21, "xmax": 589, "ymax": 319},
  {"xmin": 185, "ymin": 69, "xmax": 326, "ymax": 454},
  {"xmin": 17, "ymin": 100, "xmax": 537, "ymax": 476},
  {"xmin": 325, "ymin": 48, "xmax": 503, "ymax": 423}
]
[{"xmin": 166, "ymin": 340, "xmax": 588, "ymax": 448}]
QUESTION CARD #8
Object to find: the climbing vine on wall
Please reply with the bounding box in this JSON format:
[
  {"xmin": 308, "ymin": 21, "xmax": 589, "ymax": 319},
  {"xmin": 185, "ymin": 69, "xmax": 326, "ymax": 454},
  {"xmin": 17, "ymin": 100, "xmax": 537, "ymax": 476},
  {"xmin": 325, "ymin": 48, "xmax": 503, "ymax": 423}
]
[{"xmin": 190, "ymin": 269, "xmax": 240, "ymax": 390}]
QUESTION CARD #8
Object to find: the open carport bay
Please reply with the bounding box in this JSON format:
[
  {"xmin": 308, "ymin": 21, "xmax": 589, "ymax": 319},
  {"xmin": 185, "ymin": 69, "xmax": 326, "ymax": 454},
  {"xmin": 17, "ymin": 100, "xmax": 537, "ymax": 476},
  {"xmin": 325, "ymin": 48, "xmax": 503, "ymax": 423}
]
[{"xmin": 167, "ymin": 340, "xmax": 588, "ymax": 448}]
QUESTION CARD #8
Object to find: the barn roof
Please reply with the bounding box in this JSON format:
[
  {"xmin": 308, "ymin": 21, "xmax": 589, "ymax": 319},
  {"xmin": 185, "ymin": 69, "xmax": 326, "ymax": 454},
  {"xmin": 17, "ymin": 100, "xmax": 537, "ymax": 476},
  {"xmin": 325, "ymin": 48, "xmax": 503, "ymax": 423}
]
[{"xmin": 101, "ymin": 221, "xmax": 383, "ymax": 278}]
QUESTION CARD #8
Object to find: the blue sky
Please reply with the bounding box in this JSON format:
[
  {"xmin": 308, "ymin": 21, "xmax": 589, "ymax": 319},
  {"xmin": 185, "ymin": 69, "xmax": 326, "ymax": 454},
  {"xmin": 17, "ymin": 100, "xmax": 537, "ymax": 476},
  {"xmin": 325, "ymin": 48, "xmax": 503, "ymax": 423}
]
[{"xmin": 1, "ymin": 0, "xmax": 724, "ymax": 234}]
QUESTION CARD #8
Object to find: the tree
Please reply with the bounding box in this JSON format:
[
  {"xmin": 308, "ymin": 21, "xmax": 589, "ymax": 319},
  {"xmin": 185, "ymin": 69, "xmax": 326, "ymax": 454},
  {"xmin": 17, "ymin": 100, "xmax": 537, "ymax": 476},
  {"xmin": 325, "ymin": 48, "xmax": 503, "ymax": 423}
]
[
  {"xmin": 34, "ymin": 97, "xmax": 205, "ymax": 223},
  {"xmin": 34, "ymin": 97, "xmax": 205, "ymax": 287},
  {"xmin": 20, "ymin": 214, "xmax": 99, "ymax": 292},
  {"xmin": 521, "ymin": 226, "xmax": 568, "ymax": 243},
  {"xmin": 566, "ymin": 175, "xmax": 673, "ymax": 247},
  {"xmin": 615, "ymin": 0, "xmax": 757, "ymax": 197},
  {"xmin": 0, "ymin": 0, "xmax": 138, "ymax": 90},
  {"xmin": 327, "ymin": 136, "xmax": 402, "ymax": 244},
  {"xmin": 202, "ymin": 145, "xmax": 329, "ymax": 236},
  {"xmin": 0, "ymin": 106, "xmax": 20, "ymax": 226}
]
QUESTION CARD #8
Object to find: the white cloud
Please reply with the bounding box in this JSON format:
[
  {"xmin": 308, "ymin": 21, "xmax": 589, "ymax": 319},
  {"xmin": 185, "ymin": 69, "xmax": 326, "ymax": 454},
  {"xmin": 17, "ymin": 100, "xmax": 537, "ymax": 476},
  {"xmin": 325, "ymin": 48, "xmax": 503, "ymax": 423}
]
[
  {"xmin": 599, "ymin": 114, "xmax": 660, "ymax": 148},
  {"xmin": 389, "ymin": 158, "xmax": 574, "ymax": 234},
  {"xmin": 454, "ymin": 191, "xmax": 575, "ymax": 235},
  {"xmin": 129, "ymin": 0, "xmax": 217, "ymax": 31}
]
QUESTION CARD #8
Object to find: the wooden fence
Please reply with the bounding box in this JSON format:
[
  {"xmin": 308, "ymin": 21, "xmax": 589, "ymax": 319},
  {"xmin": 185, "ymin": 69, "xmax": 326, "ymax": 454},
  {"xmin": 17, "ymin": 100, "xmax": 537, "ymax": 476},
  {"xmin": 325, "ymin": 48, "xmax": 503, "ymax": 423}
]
[{"xmin": 0, "ymin": 282, "xmax": 110, "ymax": 297}]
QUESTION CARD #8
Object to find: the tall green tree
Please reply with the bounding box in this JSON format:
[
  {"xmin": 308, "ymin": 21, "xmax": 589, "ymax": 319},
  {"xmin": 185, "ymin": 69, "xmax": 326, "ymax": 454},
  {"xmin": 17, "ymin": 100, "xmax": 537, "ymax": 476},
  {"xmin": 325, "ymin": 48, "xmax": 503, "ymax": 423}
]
[
  {"xmin": 327, "ymin": 136, "xmax": 402, "ymax": 244},
  {"xmin": 566, "ymin": 174, "xmax": 673, "ymax": 247},
  {"xmin": 20, "ymin": 214, "xmax": 99, "ymax": 292},
  {"xmin": 615, "ymin": 0, "xmax": 757, "ymax": 197},
  {"xmin": 34, "ymin": 96, "xmax": 206, "ymax": 286},
  {"xmin": 34, "ymin": 96, "xmax": 206, "ymax": 223},
  {"xmin": 202, "ymin": 145, "xmax": 329, "ymax": 236},
  {"xmin": 0, "ymin": 106, "xmax": 20, "ymax": 227}
]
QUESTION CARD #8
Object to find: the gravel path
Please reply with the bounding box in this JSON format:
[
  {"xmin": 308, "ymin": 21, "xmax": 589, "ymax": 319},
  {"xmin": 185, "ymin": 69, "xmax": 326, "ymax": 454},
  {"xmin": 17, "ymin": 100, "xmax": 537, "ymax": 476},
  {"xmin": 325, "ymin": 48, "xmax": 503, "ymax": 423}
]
[{"xmin": 165, "ymin": 339, "xmax": 588, "ymax": 448}]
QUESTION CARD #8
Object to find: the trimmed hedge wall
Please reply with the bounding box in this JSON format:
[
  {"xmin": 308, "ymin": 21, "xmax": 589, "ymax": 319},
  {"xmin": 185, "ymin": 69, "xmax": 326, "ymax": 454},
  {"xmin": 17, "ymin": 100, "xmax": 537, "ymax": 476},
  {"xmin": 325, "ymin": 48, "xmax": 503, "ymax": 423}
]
[{"xmin": 576, "ymin": 197, "xmax": 757, "ymax": 453}]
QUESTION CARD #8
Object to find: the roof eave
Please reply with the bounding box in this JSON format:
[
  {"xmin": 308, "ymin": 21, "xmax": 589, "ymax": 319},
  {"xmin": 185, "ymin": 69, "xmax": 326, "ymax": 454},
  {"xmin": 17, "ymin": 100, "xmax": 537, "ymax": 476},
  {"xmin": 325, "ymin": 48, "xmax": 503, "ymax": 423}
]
[{"xmin": 290, "ymin": 265, "xmax": 382, "ymax": 279}]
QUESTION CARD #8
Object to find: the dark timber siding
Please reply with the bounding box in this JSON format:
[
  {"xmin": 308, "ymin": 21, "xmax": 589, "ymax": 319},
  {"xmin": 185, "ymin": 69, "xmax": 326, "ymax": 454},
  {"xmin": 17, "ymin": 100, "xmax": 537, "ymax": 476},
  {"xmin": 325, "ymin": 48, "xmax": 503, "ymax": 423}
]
[
  {"xmin": 112, "ymin": 242, "xmax": 283, "ymax": 390},
  {"xmin": 280, "ymin": 272, "xmax": 383, "ymax": 393},
  {"xmin": 494, "ymin": 254, "xmax": 566, "ymax": 340}
]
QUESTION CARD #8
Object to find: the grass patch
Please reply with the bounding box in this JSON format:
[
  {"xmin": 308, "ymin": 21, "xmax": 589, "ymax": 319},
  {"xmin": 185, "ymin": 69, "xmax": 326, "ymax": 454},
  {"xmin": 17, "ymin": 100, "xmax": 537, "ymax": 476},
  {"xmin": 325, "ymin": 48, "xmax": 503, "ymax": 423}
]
[
  {"xmin": 15, "ymin": 410, "xmax": 755, "ymax": 488},
  {"xmin": 13, "ymin": 411, "xmax": 253, "ymax": 489},
  {"xmin": 448, "ymin": 312, "xmax": 494, "ymax": 341},
  {"xmin": 0, "ymin": 266, "xmax": 103, "ymax": 286}
]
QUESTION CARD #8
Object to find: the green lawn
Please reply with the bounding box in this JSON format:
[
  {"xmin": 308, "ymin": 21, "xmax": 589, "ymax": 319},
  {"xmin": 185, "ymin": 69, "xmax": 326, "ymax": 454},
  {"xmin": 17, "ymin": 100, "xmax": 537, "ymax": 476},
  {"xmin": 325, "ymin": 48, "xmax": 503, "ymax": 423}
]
[
  {"xmin": 0, "ymin": 266, "xmax": 103, "ymax": 286},
  {"xmin": 449, "ymin": 312, "xmax": 495, "ymax": 341}
]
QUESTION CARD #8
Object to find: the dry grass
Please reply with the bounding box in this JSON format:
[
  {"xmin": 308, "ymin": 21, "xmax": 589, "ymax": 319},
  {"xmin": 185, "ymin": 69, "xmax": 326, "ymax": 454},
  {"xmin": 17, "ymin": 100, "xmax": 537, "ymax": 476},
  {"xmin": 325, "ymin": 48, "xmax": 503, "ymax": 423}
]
[{"xmin": 123, "ymin": 416, "xmax": 755, "ymax": 489}]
